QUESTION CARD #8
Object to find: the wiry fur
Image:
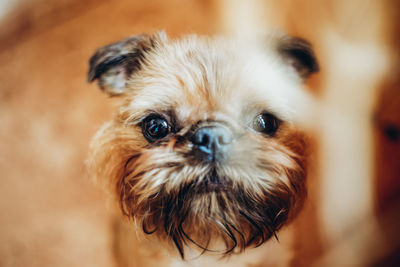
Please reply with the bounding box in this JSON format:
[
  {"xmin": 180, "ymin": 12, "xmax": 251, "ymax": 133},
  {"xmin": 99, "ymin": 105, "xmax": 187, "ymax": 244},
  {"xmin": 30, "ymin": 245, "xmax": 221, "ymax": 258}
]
[{"xmin": 88, "ymin": 32, "xmax": 316, "ymax": 258}]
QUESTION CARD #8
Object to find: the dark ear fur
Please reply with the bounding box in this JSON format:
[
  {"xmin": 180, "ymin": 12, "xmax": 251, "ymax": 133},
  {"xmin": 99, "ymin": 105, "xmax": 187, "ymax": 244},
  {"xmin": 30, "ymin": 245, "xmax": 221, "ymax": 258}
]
[
  {"xmin": 87, "ymin": 33, "xmax": 158, "ymax": 96},
  {"xmin": 277, "ymin": 36, "xmax": 319, "ymax": 80}
]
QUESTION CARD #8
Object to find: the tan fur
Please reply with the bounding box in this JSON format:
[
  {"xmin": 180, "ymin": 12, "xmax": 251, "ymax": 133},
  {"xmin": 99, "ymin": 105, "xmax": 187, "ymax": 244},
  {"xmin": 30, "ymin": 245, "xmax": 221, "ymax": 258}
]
[{"xmin": 88, "ymin": 32, "xmax": 317, "ymax": 263}]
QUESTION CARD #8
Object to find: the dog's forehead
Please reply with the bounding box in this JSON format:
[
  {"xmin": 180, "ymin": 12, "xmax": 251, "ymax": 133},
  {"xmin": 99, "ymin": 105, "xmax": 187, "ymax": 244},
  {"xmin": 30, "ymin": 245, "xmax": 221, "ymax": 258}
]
[{"xmin": 125, "ymin": 36, "xmax": 302, "ymax": 123}]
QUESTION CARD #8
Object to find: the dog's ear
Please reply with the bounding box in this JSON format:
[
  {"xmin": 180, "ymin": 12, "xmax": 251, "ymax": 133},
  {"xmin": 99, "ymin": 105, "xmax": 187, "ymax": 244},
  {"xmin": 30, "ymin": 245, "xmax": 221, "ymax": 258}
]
[
  {"xmin": 276, "ymin": 35, "xmax": 319, "ymax": 81},
  {"xmin": 87, "ymin": 32, "xmax": 164, "ymax": 96}
]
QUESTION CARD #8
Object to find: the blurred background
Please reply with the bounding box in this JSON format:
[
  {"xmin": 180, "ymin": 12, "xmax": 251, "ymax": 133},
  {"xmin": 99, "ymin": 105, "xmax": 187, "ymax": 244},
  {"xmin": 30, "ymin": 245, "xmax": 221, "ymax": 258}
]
[{"xmin": 0, "ymin": 0, "xmax": 399, "ymax": 266}]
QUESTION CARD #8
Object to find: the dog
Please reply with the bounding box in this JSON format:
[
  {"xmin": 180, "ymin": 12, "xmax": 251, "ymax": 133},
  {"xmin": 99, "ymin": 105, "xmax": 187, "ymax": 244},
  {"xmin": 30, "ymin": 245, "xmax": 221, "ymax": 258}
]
[{"xmin": 87, "ymin": 31, "xmax": 318, "ymax": 265}]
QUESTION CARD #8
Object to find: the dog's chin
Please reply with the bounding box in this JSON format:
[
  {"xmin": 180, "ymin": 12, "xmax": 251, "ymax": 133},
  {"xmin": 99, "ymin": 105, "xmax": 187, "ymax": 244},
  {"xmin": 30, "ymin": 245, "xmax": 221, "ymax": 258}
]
[{"xmin": 119, "ymin": 161, "xmax": 304, "ymax": 259}]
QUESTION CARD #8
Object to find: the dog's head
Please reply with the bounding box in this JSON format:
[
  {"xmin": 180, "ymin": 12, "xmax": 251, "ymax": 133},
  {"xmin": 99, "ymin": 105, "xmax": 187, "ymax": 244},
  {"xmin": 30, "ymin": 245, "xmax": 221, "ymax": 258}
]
[{"xmin": 88, "ymin": 31, "xmax": 318, "ymax": 258}]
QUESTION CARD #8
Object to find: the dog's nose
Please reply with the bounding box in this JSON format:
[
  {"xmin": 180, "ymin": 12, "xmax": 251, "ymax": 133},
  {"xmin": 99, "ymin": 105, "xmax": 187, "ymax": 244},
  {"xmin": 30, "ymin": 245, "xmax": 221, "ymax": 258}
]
[{"xmin": 191, "ymin": 125, "xmax": 232, "ymax": 161}]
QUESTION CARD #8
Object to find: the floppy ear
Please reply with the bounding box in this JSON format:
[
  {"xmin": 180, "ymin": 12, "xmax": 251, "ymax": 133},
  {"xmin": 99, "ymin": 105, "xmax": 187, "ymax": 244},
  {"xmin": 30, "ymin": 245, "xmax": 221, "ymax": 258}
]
[
  {"xmin": 87, "ymin": 33, "xmax": 163, "ymax": 96},
  {"xmin": 276, "ymin": 35, "xmax": 319, "ymax": 81}
]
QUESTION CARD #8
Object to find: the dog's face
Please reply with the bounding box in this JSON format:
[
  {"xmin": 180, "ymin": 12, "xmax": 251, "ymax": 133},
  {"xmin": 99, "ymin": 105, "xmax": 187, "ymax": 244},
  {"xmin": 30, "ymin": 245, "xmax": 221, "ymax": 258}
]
[{"xmin": 88, "ymin": 32, "xmax": 318, "ymax": 258}]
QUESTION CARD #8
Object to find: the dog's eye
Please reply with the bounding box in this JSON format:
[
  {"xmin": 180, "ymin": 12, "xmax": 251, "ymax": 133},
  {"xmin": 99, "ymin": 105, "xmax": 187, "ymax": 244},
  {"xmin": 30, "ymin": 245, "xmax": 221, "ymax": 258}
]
[
  {"xmin": 252, "ymin": 113, "xmax": 280, "ymax": 136},
  {"xmin": 142, "ymin": 115, "xmax": 170, "ymax": 142}
]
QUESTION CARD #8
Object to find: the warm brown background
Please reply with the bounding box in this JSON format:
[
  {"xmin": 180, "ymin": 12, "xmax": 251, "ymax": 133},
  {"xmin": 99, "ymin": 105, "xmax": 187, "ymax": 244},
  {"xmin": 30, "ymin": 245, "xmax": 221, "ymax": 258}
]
[{"xmin": 0, "ymin": 0, "xmax": 399, "ymax": 266}]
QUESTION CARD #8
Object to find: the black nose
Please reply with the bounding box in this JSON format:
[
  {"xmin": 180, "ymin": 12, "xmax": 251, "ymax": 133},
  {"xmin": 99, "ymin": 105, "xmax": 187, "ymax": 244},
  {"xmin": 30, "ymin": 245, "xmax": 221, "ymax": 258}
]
[{"xmin": 191, "ymin": 125, "xmax": 232, "ymax": 161}]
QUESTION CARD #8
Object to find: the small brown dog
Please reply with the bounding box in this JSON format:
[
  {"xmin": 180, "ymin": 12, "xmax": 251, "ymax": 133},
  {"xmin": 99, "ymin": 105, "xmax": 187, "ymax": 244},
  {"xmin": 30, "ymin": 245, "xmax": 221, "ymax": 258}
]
[{"xmin": 87, "ymin": 31, "xmax": 318, "ymax": 264}]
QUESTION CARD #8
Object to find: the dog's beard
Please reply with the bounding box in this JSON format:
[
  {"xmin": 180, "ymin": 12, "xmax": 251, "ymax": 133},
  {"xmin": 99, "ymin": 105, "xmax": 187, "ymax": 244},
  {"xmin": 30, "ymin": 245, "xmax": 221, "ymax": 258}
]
[{"xmin": 106, "ymin": 129, "xmax": 307, "ymax": 258}]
